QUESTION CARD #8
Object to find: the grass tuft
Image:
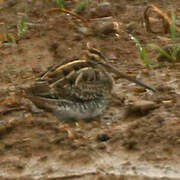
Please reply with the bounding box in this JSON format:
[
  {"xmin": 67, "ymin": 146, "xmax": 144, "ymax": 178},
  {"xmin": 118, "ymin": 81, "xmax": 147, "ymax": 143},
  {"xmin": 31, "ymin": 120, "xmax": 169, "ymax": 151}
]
[
  {"xmin": 17, "ymin": 15, "xmax": 27, "ymax": 36},
  {"xmin": 5, "ymin": 33, "xmax": 15, "ymax": 43},
  {"xmin": 149, "ymin": 10, "xmax": 179, "ymax": 62},
  {"xmin": 130, "ymin": 34, "xmax": 151, "ymax": 67},
  {"xmin": 57, "ymin": 0, "xmax": 65, "ymax": 9},
  {"xmin": 73, "ymin": 0, "xmax": 89, "ymax": 13}
]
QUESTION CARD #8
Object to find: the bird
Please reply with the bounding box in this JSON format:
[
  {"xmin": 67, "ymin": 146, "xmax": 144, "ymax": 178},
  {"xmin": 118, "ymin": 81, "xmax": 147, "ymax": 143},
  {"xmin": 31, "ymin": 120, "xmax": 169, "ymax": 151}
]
[{"xmin": 23, "ymin": 44, "xmax": 156, "ymax": 121}]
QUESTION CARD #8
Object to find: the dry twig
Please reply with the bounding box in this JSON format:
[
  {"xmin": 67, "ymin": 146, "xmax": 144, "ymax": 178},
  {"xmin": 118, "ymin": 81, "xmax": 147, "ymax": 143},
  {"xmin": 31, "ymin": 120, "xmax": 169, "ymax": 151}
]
[
  {"xmin": 144, "ymin": 4, "xmax": 180, "ymax": 33},
  {"xmin": 46, "ymin": 8, "xmax": 90, "ymax": 26}
]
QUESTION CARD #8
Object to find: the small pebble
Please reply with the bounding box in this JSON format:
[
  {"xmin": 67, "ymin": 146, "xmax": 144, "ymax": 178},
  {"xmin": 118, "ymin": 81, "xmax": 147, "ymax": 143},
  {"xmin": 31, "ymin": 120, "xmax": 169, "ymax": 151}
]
[
  {"xmin": 77, "ymin": 26, "xmax": 89, "ymax": 35},
  {"xmin": 72, "ymin": 33, "xmax": 83, "ymax": 41},
  {"xmin": 3, "ymin": 0, "xmax": 17, "ymax": 8},
  {"xmin": 126, "ymin": 22, "xmax": 137, "ymax": 33},
  {"xmin": 126, "ymin": 100, "xmax": 157, "ymax": 115},
  {"xmin": 97, "ymin": 133, "xmax": 110, "ymax": 142},
  {"xmin": 96, "ymin": 143, "xmax": 106, "ymax": 150},
  {"xmin": 92, "ymin": 21, "xmax": 119, "ymax": 35},
  {"xmin": 88, "ymin": 2, "xmax": 112, "ymax": 18},
  {"xmin": 162, "ymin": 100, "xmax": 172, "ymax": 105},
  {"xmin": 0, "ymin": 124, "xmax": 7, "ymax": 136}
]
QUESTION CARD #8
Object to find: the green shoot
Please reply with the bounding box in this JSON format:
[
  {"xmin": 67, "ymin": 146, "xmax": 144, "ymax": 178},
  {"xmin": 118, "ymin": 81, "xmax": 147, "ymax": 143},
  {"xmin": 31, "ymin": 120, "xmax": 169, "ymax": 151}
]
[
  {"xmin": 149, "ymin": 10, "xmax": 179, "ymax": 62},
  {"xmin": 73, "ymin": 0, "xmax": 89, "ymax": 13},
  {"xmin": 130, "ymin": 34, "xmax": 151, "ymax": 67},
  {"xmin": 170, "ymin": 10, "xmax": 177, "ymax": 61},
  {"xmin": 6, "ymin": 33, "xmax": 15, "ymax": 43},
  {"xmin": 170, "ymin": 10, "xmax": 177, "ymax": 42},
  {"xmin": 148, "ymin": 44, "xmax": 173, "ymax": 59},
  {"xmin": 17, "ymin": 15, "xmax": 27, "ymax": 36},
  {"xmin": 57, "ymin": 0, "xmax": 65, "ymax": 9}
]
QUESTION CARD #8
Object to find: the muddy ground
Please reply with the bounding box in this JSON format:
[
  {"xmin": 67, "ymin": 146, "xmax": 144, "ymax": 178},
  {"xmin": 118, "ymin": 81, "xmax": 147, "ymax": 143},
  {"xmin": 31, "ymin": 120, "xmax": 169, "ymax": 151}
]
[{"xmin": 0, "ymin": 0, "xmax": 180, "ymax": 179}]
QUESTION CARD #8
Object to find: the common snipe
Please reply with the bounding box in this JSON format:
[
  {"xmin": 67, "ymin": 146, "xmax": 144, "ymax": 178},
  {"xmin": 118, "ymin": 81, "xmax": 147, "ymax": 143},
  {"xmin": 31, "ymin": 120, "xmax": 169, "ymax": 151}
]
[{"xmin": 24, "ymin": 45, "xmax": 155, "ymax": 121}]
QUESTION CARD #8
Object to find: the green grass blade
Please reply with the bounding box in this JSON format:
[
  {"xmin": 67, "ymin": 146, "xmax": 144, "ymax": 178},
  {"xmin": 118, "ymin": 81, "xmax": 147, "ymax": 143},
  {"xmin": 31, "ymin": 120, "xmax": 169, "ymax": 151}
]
[
  {"xmin": 148, "ymin": 44, "xmax": 174, "ymax": 60},
  {"xmin": 170, "ymin": 10, "xmax": 178, "ymax": 61},
  {"xmin": 6, "ymin": 33, "xmax": 15, "ymax": 43},
  {"xmin": 57, "ymin": 0, "xmax": 65, "ymax": 9},
  {"xmin": 130, "ymin": 34, "xmax": 150, "ymax": 66},
  {"xmin": 18, "ymin": 16, "xmax": 27, "ymax": 36},
  {"xmin": 170, "ymin": 10, "xmax": 177, "ymax": 42},
  {"xmin": 73, "ymin": 0, "xmax": 88, "ymax": 13}
]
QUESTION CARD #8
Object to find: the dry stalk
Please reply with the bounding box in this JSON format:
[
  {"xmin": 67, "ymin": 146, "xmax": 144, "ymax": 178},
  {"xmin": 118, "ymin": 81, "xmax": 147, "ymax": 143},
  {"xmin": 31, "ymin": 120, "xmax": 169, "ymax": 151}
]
[
  {"xmin": 144, "ymin": 4, "xmax": 180, "ymax": 33},
  {"xmin": 47, "ymin": 8, "xmax": 90, "ymax": 26}
]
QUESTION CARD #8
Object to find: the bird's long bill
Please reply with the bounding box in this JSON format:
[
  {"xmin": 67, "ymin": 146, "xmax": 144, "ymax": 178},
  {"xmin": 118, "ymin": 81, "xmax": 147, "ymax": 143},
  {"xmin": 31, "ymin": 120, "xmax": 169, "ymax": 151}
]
[{"xmin": 100, "ymin": 62, "xmax": 156, "ymax": 92}]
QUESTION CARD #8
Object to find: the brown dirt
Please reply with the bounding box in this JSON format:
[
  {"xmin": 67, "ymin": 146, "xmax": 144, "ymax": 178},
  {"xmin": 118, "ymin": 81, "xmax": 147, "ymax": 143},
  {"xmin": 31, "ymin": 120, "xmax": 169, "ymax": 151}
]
[{"xmin": 0, "ymin": 0, "xmax": 180, "ymax": 179}]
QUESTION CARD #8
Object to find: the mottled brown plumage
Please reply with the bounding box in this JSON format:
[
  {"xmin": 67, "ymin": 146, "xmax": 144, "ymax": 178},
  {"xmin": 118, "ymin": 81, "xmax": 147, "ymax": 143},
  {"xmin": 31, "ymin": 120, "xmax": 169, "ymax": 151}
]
[{"xmin": 24, "ymin": 46, "xmax": 155, "ymax": 121}]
